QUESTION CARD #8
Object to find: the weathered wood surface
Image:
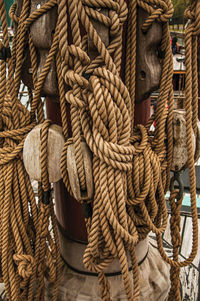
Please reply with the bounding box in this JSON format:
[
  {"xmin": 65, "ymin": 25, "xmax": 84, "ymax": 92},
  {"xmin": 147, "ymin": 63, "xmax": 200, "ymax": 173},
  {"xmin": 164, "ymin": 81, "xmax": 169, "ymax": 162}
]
[
  {"xmin": 59, "ymin": 233, "xmax": 149, "ymax": 274},
  {"xmin": 30, "ymin": 0, "xmax": 58, "ymax": 96},
  {"xmin": 23, "ymin": 124, "xmax": 65, "ymax": 183},
  {"xmin": 44, "ymin": 236, "xmax": 170, "ymax": 301},
  {"xmin": 135, "ymin": 8, "xmax": 162, "ymax": 102},
  {"xmin": 171, "ymin": 109, "xmax": 196, "ymax": 171},
  {"xmin": 67, "ymin": 142, "xmax": 94, "ymax": 201}
]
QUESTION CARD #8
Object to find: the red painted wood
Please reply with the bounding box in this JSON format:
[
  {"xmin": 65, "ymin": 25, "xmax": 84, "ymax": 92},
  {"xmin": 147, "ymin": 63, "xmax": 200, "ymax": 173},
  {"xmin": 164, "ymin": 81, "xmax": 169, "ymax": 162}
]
[
  {"xmin": 46, "ymin": 97, "xmax": 88, "ymax": 241},
  {"xmin": 134, "ymin": 98, "xmax": 150, "ymax": 125}
]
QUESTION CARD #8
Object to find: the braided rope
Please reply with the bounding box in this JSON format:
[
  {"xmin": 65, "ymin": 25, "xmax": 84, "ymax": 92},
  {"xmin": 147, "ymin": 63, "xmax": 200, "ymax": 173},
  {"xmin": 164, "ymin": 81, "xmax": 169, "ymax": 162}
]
[
  {"xmin": 57, "ymin": 0, "xmax": 171, "ymax": 299},
  {"xmin": 156, "ymin": 0, "xmax": 199, "ymax": 270},
  {"xmin": 0, "ymin": 1, "xmax": 62, "ymax": 300},
  {"xmin": 0, "ymin": 0, "xmax": 199, "ymax": 300}
]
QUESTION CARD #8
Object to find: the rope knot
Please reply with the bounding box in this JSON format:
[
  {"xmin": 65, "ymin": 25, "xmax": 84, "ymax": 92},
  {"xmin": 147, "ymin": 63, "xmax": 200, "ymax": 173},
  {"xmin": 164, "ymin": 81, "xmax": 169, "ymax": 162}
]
[
  {"xmin": 184, "ymin": 1, "xmax": 200, "ymax": 35},
  {"xmin": 82, "ymin": 0, "xmax": 127, "ymax": 37},
  {"xmin": 65, "ymin": 70, "xmax": 90, "ymax": 89},
  {"xmin": 139, "ymin": 0, "xmax": 174, "ymax": 32},
  {"xmin": 109, "ymin": 0, "xmax": 128, "ymax": 35},
  {"xmin": 192, "ymin": 2, "xmax": 200, "ymax": 35},
  {"xmin": 13, "ymin": 254, "xmax": 36, "ymax": 279},
  {"xmin": 184, "ymin": 7, "xmax": 195, "ymax": 21},
  {"xmin": 0, "ymin": 94, "xmax": 36, "ymax": 165},
  {"xmin": 81, "ymin": 67, "xmax": 136, "ymax": 171},
  {"xmin": 68, "ymin": 45, "xmax": 90, "ymax": 65}
]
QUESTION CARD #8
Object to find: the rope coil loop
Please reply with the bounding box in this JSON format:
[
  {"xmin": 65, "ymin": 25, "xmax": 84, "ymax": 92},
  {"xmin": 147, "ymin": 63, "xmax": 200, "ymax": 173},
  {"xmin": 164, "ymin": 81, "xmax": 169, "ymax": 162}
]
[
  {"xmin": 137, "ymin": 0, "xmax": 174, "ymax": 32},
  {"xmin": 0, "ymin": 0, "xmax": 61, "ymax": 299},
  {"xmin": 0, "ymin": 0, "xmax": 198, "ymax": 300}
]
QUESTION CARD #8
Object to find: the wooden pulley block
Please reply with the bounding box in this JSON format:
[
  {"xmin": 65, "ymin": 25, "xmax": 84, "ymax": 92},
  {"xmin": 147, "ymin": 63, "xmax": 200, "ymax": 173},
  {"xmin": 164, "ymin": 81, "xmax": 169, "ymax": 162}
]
[
  {"xmin": 23, "ymin": 124, "xmax": 65, "ymax": 183},
  {"xmin": 15, "ymin": 0, "xmax": 34, "ymax": 90},
  {"xmin": 171, "ymin": 109, "xmax": 196, "ymax": 171},
  {"xmin": 67, "ymin": 142, "xmax": 94, "ymax": 202},
  {"xmin": 29, "ymin": 0, "xmax": 58, "ymax": 96}
]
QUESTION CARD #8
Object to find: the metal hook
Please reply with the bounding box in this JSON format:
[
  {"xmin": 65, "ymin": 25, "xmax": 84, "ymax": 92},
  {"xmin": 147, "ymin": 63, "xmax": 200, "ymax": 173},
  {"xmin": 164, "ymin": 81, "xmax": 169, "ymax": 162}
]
[{"xmin": 170, "ymin": 171, "xmax": 184, "ymax": 200}]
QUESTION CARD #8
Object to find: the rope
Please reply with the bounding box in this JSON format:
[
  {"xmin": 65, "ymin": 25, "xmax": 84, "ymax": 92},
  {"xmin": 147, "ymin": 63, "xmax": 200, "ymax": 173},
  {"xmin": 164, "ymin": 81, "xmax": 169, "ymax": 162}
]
[
  {"xmin": 155, "ymin": 2, "xmax": 199, "ymax": 298},
  {"xmin": 0, "ymin": 0, "xmax": 197, "ymax": 300},
  {"xmin": 57, "ymin": 0, "xmax": 171, "ymax": 299},
  {"xmin": 0, "ymin": 0, "xmax": 61, "ymax": 300}
]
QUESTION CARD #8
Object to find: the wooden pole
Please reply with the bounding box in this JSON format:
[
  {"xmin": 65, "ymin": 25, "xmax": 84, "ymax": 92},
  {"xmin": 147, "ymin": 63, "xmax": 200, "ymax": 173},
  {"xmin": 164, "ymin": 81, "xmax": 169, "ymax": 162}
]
[{"xmin": 45, "ymin": 3, "xmax": 163, "ymax": 242}]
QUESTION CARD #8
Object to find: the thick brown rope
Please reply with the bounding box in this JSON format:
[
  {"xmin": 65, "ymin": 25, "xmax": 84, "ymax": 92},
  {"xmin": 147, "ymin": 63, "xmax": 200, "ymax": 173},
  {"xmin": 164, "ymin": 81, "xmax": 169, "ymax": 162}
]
[
  {"xmin": 0, "ymin": 0, "xmax": 199, "ymax": 300},
  {"xmin": 156, "ymin": 0, "xmax": 199, "ymax": 271},
  {"xmin": 0, "ymin": 1, "xmax": 61, "ymax": 300},
  {"xmin": 57, "ymin": 0, "xmax": 171, "ymax": 299},
  {"xmin": 58, "ymin": 0, "xmax": 198, "ymax": 299}
]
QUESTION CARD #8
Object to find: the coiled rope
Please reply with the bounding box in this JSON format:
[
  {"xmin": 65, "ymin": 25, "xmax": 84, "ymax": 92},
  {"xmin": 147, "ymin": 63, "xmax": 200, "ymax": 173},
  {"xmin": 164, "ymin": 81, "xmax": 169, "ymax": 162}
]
[
  {"xmin": 0, "ymin": 0, "xmax": 61, "ymax": 300},
  {"xmin": 0, "ymin": 0, "xmax": 196, "ymax": 300}
]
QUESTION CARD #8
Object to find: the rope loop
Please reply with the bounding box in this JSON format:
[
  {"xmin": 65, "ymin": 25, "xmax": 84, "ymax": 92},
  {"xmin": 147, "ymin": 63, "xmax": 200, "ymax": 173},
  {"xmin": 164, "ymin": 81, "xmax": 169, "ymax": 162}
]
[
  {"xmin": 138, "ymin": 0, "xmax": 174, "ymax": 32},
  {"xmin": 82, "ymin": 67, "xmax": 136, "ymax": 170},
  {"xmin": 0, "ymin": 0, "xmax": 198, "ymax": 299},
  {"xmin": 130, "ymin": 125, "xmax": 148, "ymax": 154},
  {"xmin": 9, "ymin": 2, "xmax": 18, "ymax": 24},
  {"xmin": 82, "ymin": 0, "xmax": 120, "ymax": 13},
  {"xmin": 13, "ymin": 254, "xmax": 36, "ymax": 280},
  {"xmin": 185, "ymin": 1, "xmax": 200, "ymax": 35},
  {"xmin": 24, "ymin": 0, "xmax": 57, "ymax": 29},
  {"xmin": 65, "ymin": 70, "xmax": 90, "ymax": 89}
]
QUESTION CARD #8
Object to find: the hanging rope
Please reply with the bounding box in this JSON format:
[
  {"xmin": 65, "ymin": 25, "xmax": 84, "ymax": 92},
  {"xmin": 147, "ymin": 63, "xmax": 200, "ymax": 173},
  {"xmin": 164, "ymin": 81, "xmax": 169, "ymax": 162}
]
[
  {"xmin": 0, "ymin": 0, "xmax": 61, "ymax": 300},
  {"xmin": 156, "ymin": 2, "xmax": 200, "ymax": 300},
  {"xmin": 0, "ymin": 0, "xmax": 196, "ymax": 300}
]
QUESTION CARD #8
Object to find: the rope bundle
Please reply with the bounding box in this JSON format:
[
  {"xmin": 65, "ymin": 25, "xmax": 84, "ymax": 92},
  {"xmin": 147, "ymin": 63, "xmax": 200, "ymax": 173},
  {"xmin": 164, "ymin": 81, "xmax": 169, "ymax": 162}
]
[
  {"xmin": 0, "ymin": 0, "xmax": 196, "ymax": 300},
  {"xmin": 58, "ymin": 1, "xmax": 173, "ymax": 299},
  {"xmin": 0, "ymin": 0, "xmax": 61, "ymax": 300},
  {"xmin": 57, "ymin": 0, "xmax": 198, "ymax": 299}
]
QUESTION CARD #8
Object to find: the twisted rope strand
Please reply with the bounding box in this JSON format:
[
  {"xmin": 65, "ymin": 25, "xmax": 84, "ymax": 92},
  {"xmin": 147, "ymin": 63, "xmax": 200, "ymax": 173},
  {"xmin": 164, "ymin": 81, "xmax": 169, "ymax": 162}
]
[
  {"xmin": 0, "ymin": 0, "xmax": 199, "ymax": 300},
  {"xmin": 0, "ymin": 1, "xmax": 61, "ymax": 300}
]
